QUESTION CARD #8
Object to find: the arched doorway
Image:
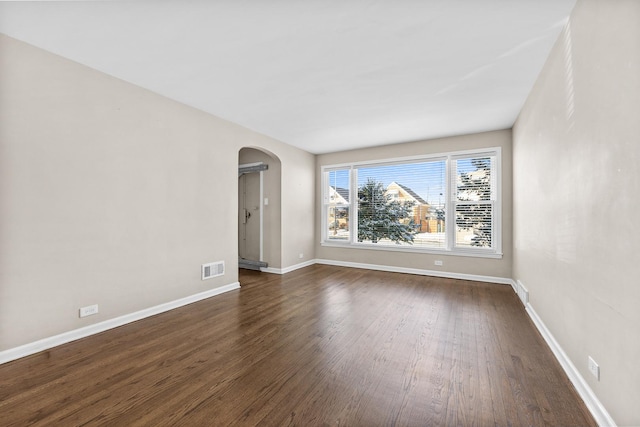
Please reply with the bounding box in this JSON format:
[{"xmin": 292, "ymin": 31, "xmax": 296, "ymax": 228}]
[{"xmin": 238, "ymin": 147, "xmax": 281, "ymax": 271}]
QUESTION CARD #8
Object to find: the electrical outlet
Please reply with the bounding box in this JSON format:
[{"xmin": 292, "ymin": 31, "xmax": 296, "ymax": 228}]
[
  {"xmin": 434, "ymin": 260, "xmax": 443, "ymax": 266},
  {"xmin": 588, "ymin": 356, "xmax": 600, "ymax": 380},
  {"xmin": 299, "ymin": 253, "xmax": 304, "ymax": 259},
  {"xmin": 79, "ymin": 304, "xmax": 99, "ymax": 318}
]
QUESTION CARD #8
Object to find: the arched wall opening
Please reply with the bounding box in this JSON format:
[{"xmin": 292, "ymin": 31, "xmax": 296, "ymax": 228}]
[{"xmin": 238, "ymin": 147, "xmax": 282, "ymax": 270}]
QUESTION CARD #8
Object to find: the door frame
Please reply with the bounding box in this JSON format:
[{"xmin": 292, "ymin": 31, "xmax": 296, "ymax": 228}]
[{"xmin": 239, "ymin": 162, "xmax": 267, "ymax": 262}]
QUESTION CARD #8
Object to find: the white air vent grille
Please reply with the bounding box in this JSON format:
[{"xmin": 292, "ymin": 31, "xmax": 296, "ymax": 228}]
[
  {"xmin": 516, "ymin": 280, "xmax": 529, "ymax": 305},
  {"xmin": 202, "ymin": 261, "xmax": 224, "ymax": 280}
]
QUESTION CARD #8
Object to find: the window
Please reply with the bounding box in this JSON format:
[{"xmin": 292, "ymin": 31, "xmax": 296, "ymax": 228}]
[
  {"xmin": 321, "ymin": 148, "xmax": 501, "ymax": 258},
  {"xmin": 453, "ymin": 155, "xmax": 496, "ymax": 249},
  {"xmin": 325, "ymin": 169, "xmax": 350, "ymax": 241},
  {"xmin": 356, "ymin": 160, "xmax": 446, "ymax": 249}
]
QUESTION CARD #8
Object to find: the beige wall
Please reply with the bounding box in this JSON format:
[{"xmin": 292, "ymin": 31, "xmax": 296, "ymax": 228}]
[
  {"xmin": 280, "ymin": 153, "xmax": 316, "ymax": 268},
  {"xmin": 0, "ymin": 35, "xmax": 315, "ymax": 351},
  {"xmin": 512, "ymin": 0, "xmax": 640, "ymax": 424},
  {"xmin": 316, "ymin": 129, "xmax": 513, "ymax": 279}
]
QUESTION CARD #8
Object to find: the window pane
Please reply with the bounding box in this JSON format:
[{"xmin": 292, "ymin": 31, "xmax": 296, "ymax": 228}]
[
  {"xmin": 327, "ymin": 169, "xmax": 350, "ymax": 204},
  {"xmin": 327, "ymin": 206, "xmax": 349, "ymax": 240},
  {"xmin": 326, "ymin": 168, "xmax": 350, "ymax": 241},
  {"xmin": 455, "ymin": 204, "xmax": 492, "ymax": 247},
  {"xmin": 456, "ymin": 156, "xmax": 493, "ymax": 201},
  {"xmin": 455, "ymin": 155, "xmax": 494, "ymax": 249},
  {"xmin": 356, "ymin": 161, "xmax": 446, "ymax": 248}
]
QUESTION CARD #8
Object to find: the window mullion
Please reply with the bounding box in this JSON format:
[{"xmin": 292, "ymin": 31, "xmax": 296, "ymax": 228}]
[
  {"xmin": 321, "ymin": 171, "xmax": 327, "ymax": 242},
  {"xmin": 445, "ymin": 156, "xmax": 455, "ymax": 251},
  {"xmin": 350, "ymin": 167, "xmax": 358, "ymax": 245}
]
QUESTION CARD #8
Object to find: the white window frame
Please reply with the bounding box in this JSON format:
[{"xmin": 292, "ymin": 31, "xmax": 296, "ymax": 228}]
[
  {"xmin": 322, "ymin": 167, "xmax": 353, "ymax": 243},
  {"xmin": 320, "ymin": 147, "xmax": 502, "ymax": 259}
]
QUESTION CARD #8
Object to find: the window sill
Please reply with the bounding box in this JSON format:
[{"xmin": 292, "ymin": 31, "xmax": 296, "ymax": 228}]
[{"xmin": 320, "ymin": 241, "xmax": 503, "ymax": 259}]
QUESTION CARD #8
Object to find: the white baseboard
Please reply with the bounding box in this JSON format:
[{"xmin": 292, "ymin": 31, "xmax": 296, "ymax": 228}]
[
  {"xmin": 524, "ymin": 304, "xmax": 616, "ymax": 427},
  {"xmin": 260, "ymin": 267, "xmax": 282, "ymax": 274},
  {"xmin": 315, "ymin": 258, "xmax": 513, "ymax": 285},
  {"xmin": 0, "ymin": 282, "xmax": 240, "ymax": 365},
  {"xmin": 0, "ymin": 260, "xmax": 617, "ymax": 426},
  {"xmin": 261, "ymin": 259, "xmax": 316, "ymax": 275}
]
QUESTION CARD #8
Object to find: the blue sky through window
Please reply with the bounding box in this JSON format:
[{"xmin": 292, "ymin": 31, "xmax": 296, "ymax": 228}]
[
  {"xmin": 328, "ymin": 157, "xmax": 489, "ymax": 208},
  {"xmin": 358, "ymin": 161, "xmax": 445, "ymax": 205},
  {"xmin": 329, "ymin": 163, "xmax": 446, "ymax": 206},
  {"xmin": 328, "ymin": 169, "xmax": 349, "ymax": 195},
  {"xmin": 357, "ymin": 161, "xmax": 445, "ymax": 206}
]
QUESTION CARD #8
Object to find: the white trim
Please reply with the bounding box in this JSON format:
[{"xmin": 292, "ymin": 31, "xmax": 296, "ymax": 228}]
[
  {"xmin": 314, "ymin": 258, "xmax": 513, "ymax": 285},
  {"xmin": 350, "ymin": 167, "xmax": 357, "ymax": 244},
  {"xmin": 259, "ymin": 170, "xmax": 264, "ymax": 262},
  {"xmin": 445, "ymin": 155, "xmax": 454, "ymax": 252},
  {"xmin": 494, "ymin": 148, "xmax": 502, "ymax": 254},
  {"xmin": 260, "ymin": 259, "xmax": 316, "ymax": 275},
  {"xmin": 239, "ymin": 163, "xmax": 265, "ymax": 263},
  {"xmin": 0, "ymin": 282, "xmax": 240, "ymax": 365},
  {"xmin": 320, "ymin": 241, "xmax": 503, "ymax": 259},
  {"xmin": 0, "ymin": 256, "xmax": 616, "ymax": 427},
  {"xmin": 321, "ymin": 147, "xmax": 502, "ymax": 258},
  {"xmin": 322, "ymin": 152, "xmax": 453, "ymax": 170},
  {"xmin": 321, "ymin": 171, "xmax": 328, "ymax": 242},
  {"xmin": 265, "ymin": 258, "xmax": 512, "ymax": 285},
  {"xmin": 524, "ymin": 304, "xmax": 616, "ymax": 427}
]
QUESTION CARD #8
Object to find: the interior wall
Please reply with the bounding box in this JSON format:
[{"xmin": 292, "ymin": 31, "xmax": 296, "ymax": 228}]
[
  {"xmin": 238, "ymin": 147, "xmax": 282, "ymax": 269},
  {"xmin": 512, "ymin": 0, "xmax": 640, "ymax": 424},
  {"xmin": 0, "ymin": 34, "xmax": 315, "ymax": 351},
  {"xmin": 315, "ymin": 129, "xmax": 513, "ymax": 279}
]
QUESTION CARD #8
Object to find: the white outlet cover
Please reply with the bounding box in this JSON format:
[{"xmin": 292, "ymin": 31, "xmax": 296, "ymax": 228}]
[{"xmin": 79, "ymin": 304, "xmax": 99, "ymax": 318}]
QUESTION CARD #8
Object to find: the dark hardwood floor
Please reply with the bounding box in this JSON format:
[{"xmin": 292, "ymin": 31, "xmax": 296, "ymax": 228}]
[{"xmin": 0, "ymin": 265, "xmax": 595, "ymax": 426}]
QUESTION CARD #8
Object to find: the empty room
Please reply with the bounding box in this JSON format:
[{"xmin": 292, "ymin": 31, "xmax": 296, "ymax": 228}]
[{"xmin": 0, "ymin": 0, "xmax": 637, "ymax": 425}]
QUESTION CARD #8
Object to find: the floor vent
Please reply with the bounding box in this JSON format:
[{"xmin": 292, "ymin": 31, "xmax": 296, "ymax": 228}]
[
  {"xmin": 202, "ymin": 261, "xmax": 224, "ymax": 280},
  {"xmin": 516, "ymin": 280, "xmax": 529, "ymax": 305}
]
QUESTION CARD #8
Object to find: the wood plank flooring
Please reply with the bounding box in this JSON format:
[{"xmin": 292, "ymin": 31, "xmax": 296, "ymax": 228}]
[{"xmin": 0, "ymin": 265, "xmax": 596, "ymax": 426}]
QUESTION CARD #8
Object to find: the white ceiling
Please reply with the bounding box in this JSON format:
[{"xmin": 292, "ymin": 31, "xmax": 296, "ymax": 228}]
[{"xmin": 0, "ymin": 1, "xmax": 575, "ymax": 154}]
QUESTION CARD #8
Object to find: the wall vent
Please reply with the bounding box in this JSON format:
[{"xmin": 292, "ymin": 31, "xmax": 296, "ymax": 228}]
[
  {"xmin": 202, "ymin": 261, "xmax": 224, "ymax": 280},
  {"xmin": 516, "ymin": 280, "xmax": 529, "ymax": 305}
]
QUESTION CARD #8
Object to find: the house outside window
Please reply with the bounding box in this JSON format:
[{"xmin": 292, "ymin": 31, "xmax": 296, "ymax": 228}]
[
  {"xmin": 325, "ymin": 170, "xmax": 350, "ymax": 241},
  {"xmin": 321, "ymin": 148, "xmax": 501, "ymax": 258}
]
